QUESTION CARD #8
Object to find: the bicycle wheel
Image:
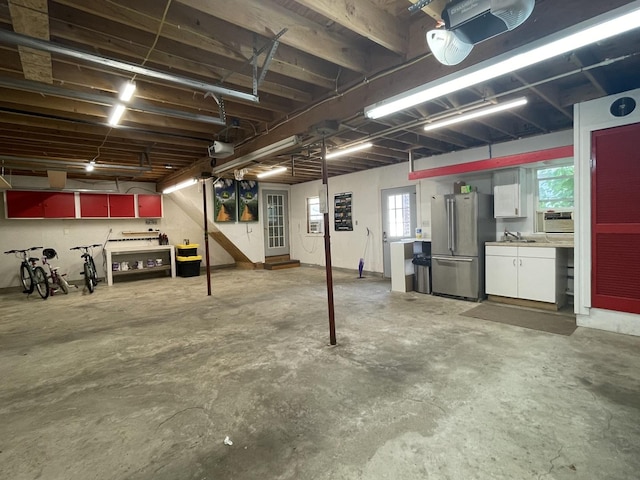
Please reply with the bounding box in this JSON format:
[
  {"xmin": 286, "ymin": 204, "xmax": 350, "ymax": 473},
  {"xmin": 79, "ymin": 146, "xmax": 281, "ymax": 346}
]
[
  {"xmin": 33, "ymin": 267, "xmax": 49, "ymax": 299},
  {"xmin": 58, "ymin": 275, "xmax": 70, "ymax": 294},
  {"xmin": 20, "ymin": 263, "xmax": 34, "ymax": 293},
  {"xmin": 89, "ymin": 256, "xmax": 99, "ymax": 286},
  {"xmin": 84, "ymin": 263, "xmax": 95, "ymax": 293}
]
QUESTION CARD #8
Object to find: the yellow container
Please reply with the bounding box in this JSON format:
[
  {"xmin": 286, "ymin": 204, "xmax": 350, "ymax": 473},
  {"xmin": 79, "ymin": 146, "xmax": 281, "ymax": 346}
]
[{"xmin": 177, "ymin": 255, "xmax": 203, "ymax": 262}]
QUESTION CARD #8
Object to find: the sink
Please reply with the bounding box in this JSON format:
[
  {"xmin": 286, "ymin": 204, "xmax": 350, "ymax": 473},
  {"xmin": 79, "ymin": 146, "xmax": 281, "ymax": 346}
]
[{"xmin": 500, "ymin": 239, "xmax": 536, "ymax": 243}]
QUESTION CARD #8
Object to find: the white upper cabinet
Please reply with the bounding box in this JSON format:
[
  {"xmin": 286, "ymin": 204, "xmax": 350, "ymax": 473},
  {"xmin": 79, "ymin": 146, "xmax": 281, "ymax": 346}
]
[{"xmin": 493, "ymin": 168, "xmax": 527, "ymax": 218}]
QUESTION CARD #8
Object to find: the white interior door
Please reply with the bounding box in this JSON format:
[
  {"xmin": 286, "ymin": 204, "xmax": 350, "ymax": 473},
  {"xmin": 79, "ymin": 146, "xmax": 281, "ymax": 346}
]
[
  {"xmin": 381, "ymin": 186, "xmax": 416, "ymax": 278},
  {"xmin": 262, "ymin": 190, "xmax": 290, "ymax": 257}
]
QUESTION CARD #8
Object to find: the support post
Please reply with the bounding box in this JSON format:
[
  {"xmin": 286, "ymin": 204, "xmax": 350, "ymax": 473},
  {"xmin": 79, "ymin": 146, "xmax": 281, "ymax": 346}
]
[
  {"xmin": 202, "ymin": 179, "xmax": 212, "ymax": 296},
  {"xmin": 322, "ymin": 138, "xmax": 337, "ymax": 345}
]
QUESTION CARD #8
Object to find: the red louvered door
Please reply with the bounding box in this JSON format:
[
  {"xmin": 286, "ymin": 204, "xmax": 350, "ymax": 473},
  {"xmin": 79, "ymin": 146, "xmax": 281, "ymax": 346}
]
[{"xmin": 591, "ymin": 123, "xmax": 640, "ymax": 314}]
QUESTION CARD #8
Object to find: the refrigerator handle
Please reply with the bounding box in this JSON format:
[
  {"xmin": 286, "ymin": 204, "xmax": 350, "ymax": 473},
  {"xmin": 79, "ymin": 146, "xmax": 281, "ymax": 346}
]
[
  {"xmin": 445, "ymin": 198, "xmax": 452, "ymax": 251},
  {"xmin": 450, "ymin": 198, "xmax": 456, "ymax": 252}
]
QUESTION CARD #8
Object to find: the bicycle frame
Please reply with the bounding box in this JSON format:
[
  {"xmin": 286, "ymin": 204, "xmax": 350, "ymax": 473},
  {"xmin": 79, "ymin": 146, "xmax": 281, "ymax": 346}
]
[
  {"xmin": 3, "ymin": 247, "xmax": 49, "ymax": 299},
  {"xmin": 42, "ymin": 249, "xmax": 72, "ymax": 295},
  {"xmin": 70, "ymin": 244, "xmax": 101, "ymax": 293}
]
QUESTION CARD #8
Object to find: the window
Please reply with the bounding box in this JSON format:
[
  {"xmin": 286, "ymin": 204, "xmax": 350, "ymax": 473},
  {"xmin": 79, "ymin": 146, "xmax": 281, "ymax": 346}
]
[
  {"xmin": 387, "ymin": 193, "xmax": 411, "ymax": 237},
  {"xmin": 307, "ymin": 197, "xmax": 323, "ymax": 234},
  {"xmin": 536, "ymin": 165, "xmax": 574, "ymax": 210}
]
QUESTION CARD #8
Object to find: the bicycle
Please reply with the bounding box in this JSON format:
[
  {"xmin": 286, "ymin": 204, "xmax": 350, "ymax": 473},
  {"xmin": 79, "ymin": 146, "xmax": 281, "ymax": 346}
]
[
  {"xmin": 70, "ymin": 244, "xmax": 101, "ymax": 293},
  {"xmin": 3, "ymin": 247, "xmax": 49, "ymax": 299},
  {"xmin": 42, "ymin": 248, "xmax": 72, "ymax": 295}
]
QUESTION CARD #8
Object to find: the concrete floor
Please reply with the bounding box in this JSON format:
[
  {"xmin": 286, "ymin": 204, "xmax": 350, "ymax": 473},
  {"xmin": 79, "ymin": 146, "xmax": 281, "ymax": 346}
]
[{"xmin": 1, "ymin": 267, "xmax": 639, "ymax": 480}]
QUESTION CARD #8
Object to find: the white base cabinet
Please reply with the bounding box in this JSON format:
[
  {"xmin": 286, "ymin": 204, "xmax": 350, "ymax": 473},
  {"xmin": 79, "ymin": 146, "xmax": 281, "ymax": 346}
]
[{"xmin": 486, "ymin": 245, "xmax": 567, "ymax": 306}]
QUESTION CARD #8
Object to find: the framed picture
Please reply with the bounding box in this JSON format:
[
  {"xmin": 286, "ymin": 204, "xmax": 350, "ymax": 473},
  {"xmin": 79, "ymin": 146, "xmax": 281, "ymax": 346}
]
[
  {"xmin": 238, "ymin": 180, "xmax": 259, "ymax": 222},
  {"xmin": 334, "ymin": 192, "xmax": 353, "ymax": 231},
  {"xmin": 213, "ymin": 179, "xmax": 237, "ymax": 222}
]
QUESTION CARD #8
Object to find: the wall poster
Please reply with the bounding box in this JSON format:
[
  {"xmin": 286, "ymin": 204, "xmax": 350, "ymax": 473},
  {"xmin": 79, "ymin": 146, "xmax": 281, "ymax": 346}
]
[
  {"xmin": 238, "ymin": 180, "xmax": 259, "ymax": 222},
  {"xmin": 334, "ymin": 192, "xmax": 353, "ymax": 231},
  {"xmin": 213, "ymin": 179, "xmax": 237, "ymax": 222}
]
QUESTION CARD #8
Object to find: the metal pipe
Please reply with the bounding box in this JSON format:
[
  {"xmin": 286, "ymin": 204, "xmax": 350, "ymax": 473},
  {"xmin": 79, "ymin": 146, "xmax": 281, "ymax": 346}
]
[
  {"xmin": 0, "ymin": 77, "xmax": 226, "ymax": 126},
  {"xmin": 202, "ymin": 179, "xmax": 212, "ymax": 296},
  {"xmin": 0, "ymin": 29, "xmax": 259, "ymax": 104},
  {"xmin": 322, "ymin": 137, "xmax": 337, "ymax": 346},
  {"xmin": 0, "ymin": 155, "xmax": 151, "ymax": 172}
]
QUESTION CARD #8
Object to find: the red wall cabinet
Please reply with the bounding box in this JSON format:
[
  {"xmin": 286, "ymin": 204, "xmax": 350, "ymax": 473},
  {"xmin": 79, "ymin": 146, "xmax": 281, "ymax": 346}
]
[
  {"xmin": 6, "ymin": 191, "xmax": 75, "ymax": 218},
  {"xmin": 108, "ymin": 194, "xmax": 136, "ymax": 218},
  {"xmin": 138, "ymin": 194, "xmax": 162, "ymax": 218},
  {"xmin": 79, "ymin": 193, "xmax": 109, "ymax": 218}
]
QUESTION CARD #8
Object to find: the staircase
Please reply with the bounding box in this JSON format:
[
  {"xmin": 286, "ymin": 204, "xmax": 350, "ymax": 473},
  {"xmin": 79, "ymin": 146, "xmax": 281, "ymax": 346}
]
[{"xmin": 264, "ymin": 254, "xmax": 301, "ymax": 270}]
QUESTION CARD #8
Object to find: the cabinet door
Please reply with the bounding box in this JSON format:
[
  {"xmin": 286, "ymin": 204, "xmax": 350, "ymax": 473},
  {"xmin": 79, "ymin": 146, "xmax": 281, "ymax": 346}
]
[
  {"xmin": 518, "ymin": 256, "xmax": 556, "ymax": 302},
  {"xmin": 493, "ymin": 169, "xmax": 525, "ymax": 218},
  {"xmin": 485, "ymin": 254, "xmax": 518, "ymax": 297},
  {"xmin": 109, "ymin": 194, "xmax": 135, "ymax": 217},
  {"xmin": 80, "ymin": 193, "xmax": 109, "ymax": 217},
  {"xmin": 6, "ymin": 190, "xmax": 46, "ymax": 217},
  {"xmin": 6, "ymin": 191, "xmax": 75, "ymax": 218},
  {"xmin": 138, "ymin": 194, "xmax": 162, "ymax": 218},
  {"xmin": 42, "ymin": 192, "xmax": 75, "ymax": 218}
]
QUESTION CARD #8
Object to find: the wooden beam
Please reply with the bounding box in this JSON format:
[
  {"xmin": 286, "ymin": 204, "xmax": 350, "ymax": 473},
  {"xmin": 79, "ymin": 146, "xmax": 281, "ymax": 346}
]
[
  {"xmin": 292, "ymin": 0, "xmax": 407, "ymax": 55},
  {"xmin": 50, "ymin": 0, "xmax": 338, "ymax": 89},
  {"xmin": 175, "ymin": 0, "xmax": 370, "ymax": 73}
]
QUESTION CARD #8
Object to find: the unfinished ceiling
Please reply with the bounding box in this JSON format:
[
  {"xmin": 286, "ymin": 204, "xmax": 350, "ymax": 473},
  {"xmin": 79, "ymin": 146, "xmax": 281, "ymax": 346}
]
[{"xmin": 0, "ymin": 0, "xmax": 639, "ymax": 187}]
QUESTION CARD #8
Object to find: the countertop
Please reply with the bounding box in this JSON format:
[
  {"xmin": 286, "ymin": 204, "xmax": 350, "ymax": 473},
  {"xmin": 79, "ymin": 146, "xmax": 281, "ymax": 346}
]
[{"xmin": 486, "ymin": 241, "xmax": 574, "ymax": 248}]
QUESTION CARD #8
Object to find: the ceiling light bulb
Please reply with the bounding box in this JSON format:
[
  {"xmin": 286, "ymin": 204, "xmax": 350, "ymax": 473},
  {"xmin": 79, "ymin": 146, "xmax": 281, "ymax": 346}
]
[
  {"xmin": 424, "ymin": 98, "xmax": 528, "ymax": 131},
  {"xmin": 108, "ymin": 104, "xmax": 126, "ymax": 126},
  {"xmin": 256, "ymin": 166, "xmax": 287, "ymax": 178},
  {"xmin": 85, "ymin": 163, "xmax": 95, "ymax": 172},
  {"xmin": 325, "ymin": 142, "xmax": 373, "ymax": 160},
  {"xmin": 119, "ymin": 81, "xmax": 136, "ymax": 102}
]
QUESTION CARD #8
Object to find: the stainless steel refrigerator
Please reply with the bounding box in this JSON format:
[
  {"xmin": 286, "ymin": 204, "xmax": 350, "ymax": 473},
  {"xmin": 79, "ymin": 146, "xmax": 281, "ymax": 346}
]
[{"xmin": 431, "ymin": 192, "xmax": 495, "ymax": 300}]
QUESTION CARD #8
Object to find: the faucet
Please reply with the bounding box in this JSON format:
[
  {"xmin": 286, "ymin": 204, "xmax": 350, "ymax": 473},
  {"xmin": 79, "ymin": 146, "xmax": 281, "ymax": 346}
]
[{"xmin": 504, "ymin": 229, "xmax": 521, "ymax": 241}]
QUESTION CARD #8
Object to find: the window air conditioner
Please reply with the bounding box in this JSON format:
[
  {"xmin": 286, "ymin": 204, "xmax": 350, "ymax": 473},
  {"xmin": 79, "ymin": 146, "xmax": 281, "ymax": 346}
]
[{"xmin": 536, "ymin": 211, "xmax": 574, "ymax": 233}]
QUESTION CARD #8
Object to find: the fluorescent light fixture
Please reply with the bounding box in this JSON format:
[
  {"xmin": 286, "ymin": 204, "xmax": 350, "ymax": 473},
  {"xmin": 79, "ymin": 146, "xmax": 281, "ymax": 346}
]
[
  {"xmin": 212, "ymin": 135, "xmax": 299, "ymax": 174},
  {"xmin": 119, "ymin": 81, "xmax": 136, "ymax": 102},
  {"xmin": 257, "ymin": 166, "xmax": 287, "ymax": 178},
  {"xmin": 162, "ymin": 178, "xmax": 197, "ymax": 194},
  {"xmin": 365, "ymin": 2, "xmax": 640, "ymax": 119},
  {"xmin": 325, "ymin": 142, "xmax": 373, "ymax": 160},
  {"xmin": 108, "ymin": 104, "xmax": 126, "ymax": 126},
  {"xmin": 424, "ymin": 97, "xmax": 528, "ymax": 131}
]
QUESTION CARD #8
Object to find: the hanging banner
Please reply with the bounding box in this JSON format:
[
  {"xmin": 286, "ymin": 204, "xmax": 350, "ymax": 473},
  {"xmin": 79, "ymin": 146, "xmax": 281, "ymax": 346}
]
[
  {"xmin": 213, "ymin": 179, "xmax": 237, "ymax": 222},
  {"xmin": 238, "ymin": 180, "xmax": 259, "ymax": 222}
]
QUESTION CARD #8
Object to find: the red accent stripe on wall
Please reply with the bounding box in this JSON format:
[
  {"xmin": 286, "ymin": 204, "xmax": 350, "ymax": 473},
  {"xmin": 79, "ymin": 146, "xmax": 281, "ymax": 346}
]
[{"xmin": 408, "ymin": 145, "xmax": 574, "ymax": 180}]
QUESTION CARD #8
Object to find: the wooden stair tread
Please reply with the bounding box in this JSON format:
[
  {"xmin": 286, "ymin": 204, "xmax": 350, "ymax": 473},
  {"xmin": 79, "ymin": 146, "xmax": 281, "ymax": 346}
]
[{"xmin": 264, "ymin": 259, "xmax": 300, "ymax": 270}]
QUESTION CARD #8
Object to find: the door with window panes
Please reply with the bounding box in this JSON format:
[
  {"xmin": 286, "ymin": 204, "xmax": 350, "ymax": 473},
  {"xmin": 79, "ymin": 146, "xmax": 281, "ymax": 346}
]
[
  {"xmin": 381, "ymin": 186, "xmax": 417, "ymax": 278},
  {"xmin": 263, "ymin": 190, "xmax": 290, "ymax": 257}
]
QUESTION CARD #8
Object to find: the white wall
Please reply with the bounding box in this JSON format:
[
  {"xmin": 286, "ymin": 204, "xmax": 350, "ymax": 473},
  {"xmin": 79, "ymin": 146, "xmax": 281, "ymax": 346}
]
[
  {"xmin": 289, "ymin": 131, "xmax": 572, "ymax": 274},
  {"xmin": 574, "ymin": 88, "xmax": 640, "ymax": 336},
  {"xmin": 165, "ymin": 180, "xmax": 289, "ymax": 265}
]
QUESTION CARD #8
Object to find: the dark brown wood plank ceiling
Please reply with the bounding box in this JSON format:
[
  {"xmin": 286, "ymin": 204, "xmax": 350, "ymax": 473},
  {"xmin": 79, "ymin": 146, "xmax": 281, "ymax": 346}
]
[{"xmin": 0, "ymin": 0, "xmax": 638, "ymax": 187}]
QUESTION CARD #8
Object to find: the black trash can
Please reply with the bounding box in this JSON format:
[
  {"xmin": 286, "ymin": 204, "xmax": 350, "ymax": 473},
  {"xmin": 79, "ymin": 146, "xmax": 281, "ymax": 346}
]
[{"xmin": 412, "ymin": 254, "xmax": 431, "ymax": 294}]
